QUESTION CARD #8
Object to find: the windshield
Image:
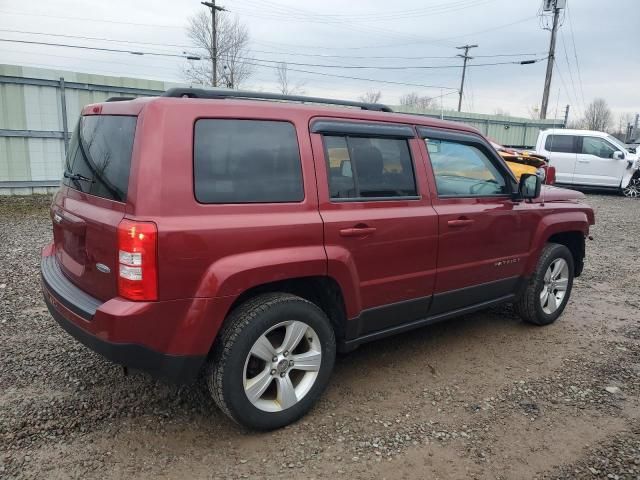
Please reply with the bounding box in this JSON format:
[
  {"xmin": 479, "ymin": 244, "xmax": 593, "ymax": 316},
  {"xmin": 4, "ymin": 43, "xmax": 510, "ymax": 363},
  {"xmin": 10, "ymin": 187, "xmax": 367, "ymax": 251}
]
[
  {"xmin": 63, "ymin": 115, "xmax": 137, "ymax": 202},
  {"xmin": 606, "ymin": 134, "xmax": 628, "ymax": 152}
]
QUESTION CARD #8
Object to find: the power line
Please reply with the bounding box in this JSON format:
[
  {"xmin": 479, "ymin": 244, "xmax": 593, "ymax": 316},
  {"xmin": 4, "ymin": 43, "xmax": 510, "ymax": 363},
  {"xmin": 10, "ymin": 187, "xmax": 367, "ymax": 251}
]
[
  {"xmin": 2, "ymin": 58, "xmax": 185, "ymax": 81},
  {"xmin": 235, "ymin": 0, "xmax": 495, "ymax": 22},
  {"xmin": 254, "ymin": 15, "xmax": 537, "ymax": 50},
  {"xmin": 232, "ymin": 56, "xmax": 546, "ymax": 70},
  {"xmin": 0, "ymin": 28, "xmax": 545, "ymax": 61},
  {"xmin": 0, "ymin": 54, "xmax": 460, "ymax": 103},
  {"xmin": 566, "ymin": 2, "xmax": 587, "ymax": 112},
  {"xmin": 233, "ymin": 0, "xmax": 495, "ymax": 23},
  {"xmin": 0, "ymin": 38, "xmax": 546, "ymax": 71},
  {"xmin": 224, "ymin": 58, "xmax": 460, "ymax": 90},
  {"xmin": 559, "ymin": 31, "xmax": 582, "ymax": 117},
  {"xmin": 0, "ymin": 9, "xmax": 184, "ymax": 29},
  {"xmin": 0, "ymin": 47, "xmax": 188, "ymax": 73},
  {"xmin": 251, "ymin": 15, "xmax": 537, "ymax": 51},
  {"xmin": 0, "ymin": 29, "xmax": 545, "ymax": 60},
  {"xmin": 0, "ymin": 28, "xmax": 192, "ymax": 51},
  {"xmin": 552, "ymin": 58, "xmax": 574, "ymax": 119},
  {"xmin": 0, "ymin": 8, "xmax": 536, "ymax": 53},
  {"xmin": 0, "ymin": 38, "xmax": 200, "ymax": 59},
  {"xmin": 250, "ymin": 50, "xmax": 545, "ymax": 61}
]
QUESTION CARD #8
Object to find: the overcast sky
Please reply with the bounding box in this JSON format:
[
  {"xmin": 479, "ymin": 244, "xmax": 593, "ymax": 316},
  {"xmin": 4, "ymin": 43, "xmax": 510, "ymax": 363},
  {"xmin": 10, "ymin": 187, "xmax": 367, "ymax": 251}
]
[{"xmin": 1, "ymin": 0, "xmax": 638, "ymax": 122}]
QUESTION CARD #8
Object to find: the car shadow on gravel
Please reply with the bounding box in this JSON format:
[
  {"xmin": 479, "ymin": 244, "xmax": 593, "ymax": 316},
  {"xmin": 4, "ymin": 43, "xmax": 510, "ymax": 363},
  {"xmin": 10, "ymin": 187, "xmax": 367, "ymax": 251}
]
[
  {"xmin": 335, "ymin": 303, "xmax": 525, "ymax": 366},
  {"xmin": 5, "ymin": 302, "xmax": 532, "ymax": 446}
]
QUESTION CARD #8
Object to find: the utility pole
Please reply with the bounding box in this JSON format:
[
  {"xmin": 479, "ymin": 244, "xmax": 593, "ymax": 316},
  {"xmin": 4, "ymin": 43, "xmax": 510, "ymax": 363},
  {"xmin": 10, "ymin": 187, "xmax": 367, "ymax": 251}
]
[
  {"xmin": 563, "ymin": 104, "xmax": 570, "ymax": 127},
  {"xmin": 201, "ymin": 1, "xmax": 226, "ymax": 87},
  {"xmin": 456, "ymin": 44, "xmax": 477, "ymax": 112},
  {"xmin": 540, "ymin": 0, "xmax": 563, "ymax": 119}
]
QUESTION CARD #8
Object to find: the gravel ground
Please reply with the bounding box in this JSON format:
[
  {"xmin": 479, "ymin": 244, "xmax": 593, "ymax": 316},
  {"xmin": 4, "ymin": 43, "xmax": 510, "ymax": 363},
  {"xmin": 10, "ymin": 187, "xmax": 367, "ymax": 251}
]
[{"xmin": 0, "ymin": 193, "xmax": 639, "ymax": 479}]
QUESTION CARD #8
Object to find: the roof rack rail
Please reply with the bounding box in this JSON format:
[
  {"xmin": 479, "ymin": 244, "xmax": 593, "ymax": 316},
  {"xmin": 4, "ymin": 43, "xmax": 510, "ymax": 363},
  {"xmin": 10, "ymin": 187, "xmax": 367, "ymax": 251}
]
[
  {"xmin": 161, "ymin": 87, "xmax": 393, "ymax": 113},
  {"xmin": 106, "ymin": 96, "xmax": 136, "ymax": 102}
]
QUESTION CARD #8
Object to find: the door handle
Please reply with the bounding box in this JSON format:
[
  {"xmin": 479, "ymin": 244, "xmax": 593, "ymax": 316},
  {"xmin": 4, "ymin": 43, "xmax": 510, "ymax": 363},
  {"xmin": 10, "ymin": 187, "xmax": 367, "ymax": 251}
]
[
  {"xmin": 577, "ymin": 159, "xmax": 590, "ymax": 163},
  {"xmin": 339, "ymin": 226, "xmax": 377, "ymax": 237},
  {"xmin": 447, "ymin": 218, "xmax": 474, "ymax": 228}
]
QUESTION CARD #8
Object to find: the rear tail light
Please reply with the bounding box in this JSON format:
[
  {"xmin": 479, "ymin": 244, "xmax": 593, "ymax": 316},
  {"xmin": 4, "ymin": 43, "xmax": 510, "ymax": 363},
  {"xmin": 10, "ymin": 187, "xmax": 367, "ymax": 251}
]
[
  {"xmin": 545, "ymin": 166, "xmax": 556, "ymax": 185},
  {"xmin": 117, "ymin": 219, "xmax": 158, "ymax": 301}
]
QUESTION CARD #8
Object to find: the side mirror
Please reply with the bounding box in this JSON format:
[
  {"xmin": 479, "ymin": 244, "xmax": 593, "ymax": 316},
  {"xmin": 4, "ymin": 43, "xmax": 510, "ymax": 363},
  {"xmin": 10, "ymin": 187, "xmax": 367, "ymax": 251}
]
[
  {"xmin": 613, "ymin": 151, "xmax": 625, "ymax": 160},
  {"xmin": 628, "ymin": 147, "xmax": 636, "ymax": 154},
  {"xmin": 519, "ymin": 173, "xmax": 541, "ymax": 200}
]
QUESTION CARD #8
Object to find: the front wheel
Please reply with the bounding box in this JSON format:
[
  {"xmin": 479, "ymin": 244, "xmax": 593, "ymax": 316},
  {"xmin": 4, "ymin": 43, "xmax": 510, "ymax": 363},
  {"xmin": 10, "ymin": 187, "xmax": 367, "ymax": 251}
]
[
  {"xmin": 515, "ymin": 243, "xmax": 574, "ymax": 326},
  {"xmin": 622, "ymin": 177, "xmax": 640, "ymax": 198},
  {"xmin": 206, "ymin": 293, "xmax": 336, "ymax": 430}
]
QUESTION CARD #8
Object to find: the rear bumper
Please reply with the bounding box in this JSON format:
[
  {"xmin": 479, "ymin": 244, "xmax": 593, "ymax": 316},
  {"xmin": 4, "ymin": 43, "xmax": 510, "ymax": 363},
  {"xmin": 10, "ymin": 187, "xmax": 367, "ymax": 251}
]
[{"xmin": 41, "ymin": 252, "xmax": 208, "ymax": 384}]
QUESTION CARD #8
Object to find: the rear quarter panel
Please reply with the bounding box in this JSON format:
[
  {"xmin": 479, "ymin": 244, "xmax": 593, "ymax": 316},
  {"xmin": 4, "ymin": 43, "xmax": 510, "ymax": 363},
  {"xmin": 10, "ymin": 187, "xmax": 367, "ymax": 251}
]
[{"xmin": 128, "ymin": 99, "xmax": 327, "ymax": 307}]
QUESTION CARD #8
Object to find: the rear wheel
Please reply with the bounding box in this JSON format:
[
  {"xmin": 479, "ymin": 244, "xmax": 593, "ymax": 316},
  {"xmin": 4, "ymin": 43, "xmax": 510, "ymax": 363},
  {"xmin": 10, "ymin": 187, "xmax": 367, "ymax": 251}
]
[
  {"xmin": 206, "ymin": 293, "xmax": 336, "ymax": 430},
  {"xmin": 515, "ymin": 243, "xmax": 574, "ymax": 326}
]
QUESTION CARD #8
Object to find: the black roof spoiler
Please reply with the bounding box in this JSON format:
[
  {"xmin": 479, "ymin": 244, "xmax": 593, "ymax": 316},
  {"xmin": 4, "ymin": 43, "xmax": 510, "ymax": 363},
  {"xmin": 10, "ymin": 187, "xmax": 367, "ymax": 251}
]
[{"xmin": 105, "ymin": 96, "xmax": 136, "ymax": 102}]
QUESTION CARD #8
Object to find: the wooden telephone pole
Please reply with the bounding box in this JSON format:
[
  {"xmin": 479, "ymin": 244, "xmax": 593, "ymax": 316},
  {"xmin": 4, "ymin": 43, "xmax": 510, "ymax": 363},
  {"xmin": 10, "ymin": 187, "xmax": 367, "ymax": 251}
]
[
  {"xmin": 540, "ymin": 0, "xmax": 564, "ymax": 119},
  {"xmin": 456, "ymin": 44, "xmax": 477, "ymax": 112},
  {"xmin": 201, "ymin": 0, "xmax": 226, "ymax": 87}
]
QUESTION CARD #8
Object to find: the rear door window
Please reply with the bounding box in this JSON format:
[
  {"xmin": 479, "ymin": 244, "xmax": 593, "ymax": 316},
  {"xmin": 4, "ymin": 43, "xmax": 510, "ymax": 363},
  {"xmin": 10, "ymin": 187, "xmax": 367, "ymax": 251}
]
[
  {"xmin": 63, "ymin": 115, "xmax": 137, "ymax": 202},
  {"xmin": 194, "ymin": 119, "xmax": 304, "ymax": 203},
  {"xmin": 323, "ymin": 135, "xmax": 417, "ymax": 199},
  {"xmin": 544, "ymin": 135, "xmax": 577, "ymax": 153}
]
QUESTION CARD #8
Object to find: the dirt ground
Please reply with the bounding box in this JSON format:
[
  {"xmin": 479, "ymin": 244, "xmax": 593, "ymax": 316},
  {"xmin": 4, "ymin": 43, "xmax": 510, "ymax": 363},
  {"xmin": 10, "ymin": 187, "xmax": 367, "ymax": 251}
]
[{"xmin": 0, "ymin": 193, "xmax": 639, "ymax": 480}]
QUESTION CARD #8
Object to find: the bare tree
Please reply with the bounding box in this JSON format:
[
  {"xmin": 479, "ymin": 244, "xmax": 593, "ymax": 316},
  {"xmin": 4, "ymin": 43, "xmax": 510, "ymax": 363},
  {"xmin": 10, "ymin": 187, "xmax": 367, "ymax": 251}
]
[
  {"xmin": 567, "ymin": 119, "xmax": 585, "ymax": 129},
  {"xmin": 526, "ymin": 105, "xmax": 540, "ymax": 120},
  {"xmin": 275, "ymin": 62, "xmax": 305, "ymax": 95},
  {"xmin": 184, "ymin": 11, "xmax": 253, "ymax": 88},
  {"xmin": 359, "ymin": 90, "xmax": 382, "ymax": 103},
  {"xmin": 582, "ymin": 98, "xmax": 612, "ymax": 132},
  {"xmin": 399, "ymin": 92, "xmax": 435, "ymax": 111},
  {"xmin": 611, "ymin": 112, "xmax": 635, "ymax": 139}
]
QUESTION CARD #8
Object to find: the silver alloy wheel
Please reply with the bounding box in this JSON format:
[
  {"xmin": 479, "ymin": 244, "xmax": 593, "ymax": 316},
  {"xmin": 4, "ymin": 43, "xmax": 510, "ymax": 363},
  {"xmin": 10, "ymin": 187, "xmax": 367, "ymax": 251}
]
[
  {"xmin": 540, "ymin": 258, "xmax": 570, "ymax": 314},
  {"xmin": 622, "ymin": 178, "xmax": 640, "ymax": 198},
  {"xmin": 243, "ymin": 320, "xmax": 322, "ymax": 412}
]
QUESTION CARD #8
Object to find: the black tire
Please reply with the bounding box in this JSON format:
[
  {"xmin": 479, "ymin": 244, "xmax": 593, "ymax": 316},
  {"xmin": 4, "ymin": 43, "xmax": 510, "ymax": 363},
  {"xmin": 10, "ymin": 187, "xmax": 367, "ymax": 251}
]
[
  {"xmin": 206, "ymin": 293, "xmax": 336, "ymax": 430},
  {"xmin": 621, "ymin": 175, "xmax": 640, "ymax": 198},
  {"xmin": 515, "ymin": 243, "xmax": 575, "ymax": 326}
]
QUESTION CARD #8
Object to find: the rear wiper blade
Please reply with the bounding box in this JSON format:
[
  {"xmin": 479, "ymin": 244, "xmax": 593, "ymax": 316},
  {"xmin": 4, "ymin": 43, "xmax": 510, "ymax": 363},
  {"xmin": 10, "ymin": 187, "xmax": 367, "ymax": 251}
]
[{"xmin": 64, "ymin": 171, "xmax": 95, "ymax": 183}]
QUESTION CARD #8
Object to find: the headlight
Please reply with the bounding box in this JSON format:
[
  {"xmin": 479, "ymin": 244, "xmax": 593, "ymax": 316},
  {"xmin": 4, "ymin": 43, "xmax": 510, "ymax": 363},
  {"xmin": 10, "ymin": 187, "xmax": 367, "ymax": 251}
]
[{"xmin": 536, "ymin": 167, "xmax": 546, "ymax": 182}]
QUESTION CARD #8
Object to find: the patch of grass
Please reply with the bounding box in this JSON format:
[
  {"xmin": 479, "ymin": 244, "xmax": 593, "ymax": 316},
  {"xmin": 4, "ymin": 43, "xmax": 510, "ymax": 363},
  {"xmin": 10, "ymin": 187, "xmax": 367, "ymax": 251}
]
[{"xmin": 0, "ymin": 194, "xmax": 53, "ymax": 216}]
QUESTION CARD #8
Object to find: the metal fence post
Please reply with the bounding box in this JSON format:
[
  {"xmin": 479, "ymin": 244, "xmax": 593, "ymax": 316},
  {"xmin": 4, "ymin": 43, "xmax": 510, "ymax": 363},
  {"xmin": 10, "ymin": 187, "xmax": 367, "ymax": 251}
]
[{"xmin": 59, "ymin": 77, "xmax": 69, "ymax": 156}]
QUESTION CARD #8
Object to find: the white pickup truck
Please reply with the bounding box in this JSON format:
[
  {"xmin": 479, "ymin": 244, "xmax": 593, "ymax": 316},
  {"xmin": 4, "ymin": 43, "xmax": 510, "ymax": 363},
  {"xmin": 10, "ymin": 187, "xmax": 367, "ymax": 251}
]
[{"xmin": 535, "ymin": 129, "xmax": 640, "ymax": 197}]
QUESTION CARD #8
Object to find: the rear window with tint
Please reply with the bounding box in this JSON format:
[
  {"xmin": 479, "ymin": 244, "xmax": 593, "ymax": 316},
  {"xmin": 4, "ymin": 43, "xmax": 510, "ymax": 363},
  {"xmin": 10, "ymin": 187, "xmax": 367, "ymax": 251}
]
[
  {"xmin": 194, "ymin": 119, "xmax": 303, "ymax": 203},
  {"xmin": 63, "ymin": 115, "xmax": 137, "ymax": 202},
  {"xmin": 544, "ymin": 134, "xmax": 576, "ymax": 153}
]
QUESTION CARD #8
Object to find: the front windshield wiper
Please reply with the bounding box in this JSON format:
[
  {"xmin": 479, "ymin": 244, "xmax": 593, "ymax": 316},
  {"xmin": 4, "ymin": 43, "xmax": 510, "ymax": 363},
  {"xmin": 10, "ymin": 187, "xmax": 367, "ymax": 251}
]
[{"xmin": 64, "ymin": 171, "xmax": 95, "ymax": 183}]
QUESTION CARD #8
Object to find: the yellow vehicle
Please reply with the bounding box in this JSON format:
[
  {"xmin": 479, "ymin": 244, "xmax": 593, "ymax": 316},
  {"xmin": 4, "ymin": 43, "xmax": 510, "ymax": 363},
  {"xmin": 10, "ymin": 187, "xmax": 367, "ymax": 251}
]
[{"xmin": 490, "ymin": 141, "xmax": 553, "ymax": 183}]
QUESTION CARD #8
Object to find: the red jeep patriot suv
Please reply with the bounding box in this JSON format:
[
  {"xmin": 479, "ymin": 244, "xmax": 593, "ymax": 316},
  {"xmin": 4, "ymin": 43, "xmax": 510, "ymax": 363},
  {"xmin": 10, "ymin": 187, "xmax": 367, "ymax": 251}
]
[{"xmin": 41, "ymin": 88, "xmax": 595, "ymax": 430}]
